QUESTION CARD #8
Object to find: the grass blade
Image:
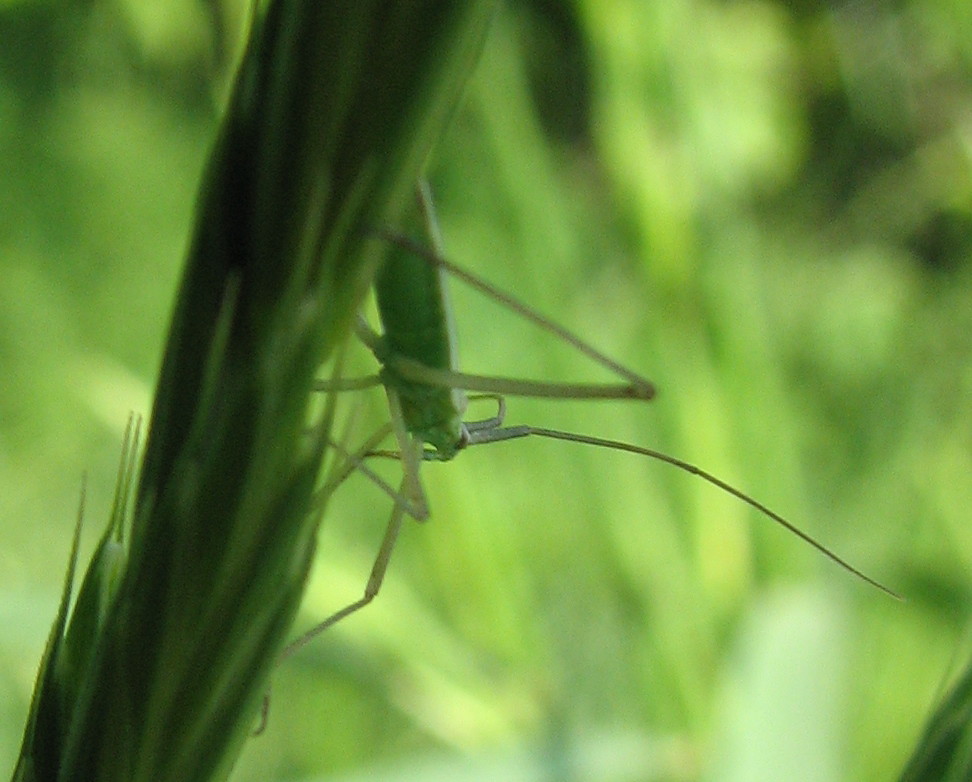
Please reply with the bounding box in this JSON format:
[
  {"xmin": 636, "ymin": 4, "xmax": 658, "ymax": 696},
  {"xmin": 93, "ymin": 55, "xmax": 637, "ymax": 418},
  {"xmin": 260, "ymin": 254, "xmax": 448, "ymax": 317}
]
[{"xmin": 10, "ymin": 3, "xmax": 497, "ymax": 781}]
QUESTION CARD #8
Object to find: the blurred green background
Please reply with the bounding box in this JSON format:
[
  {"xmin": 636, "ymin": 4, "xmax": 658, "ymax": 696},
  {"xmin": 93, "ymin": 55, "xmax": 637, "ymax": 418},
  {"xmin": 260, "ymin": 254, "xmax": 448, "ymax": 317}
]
[{"xmin": 2, "ymin": 1, "xmax": 971, "ymax": 780}]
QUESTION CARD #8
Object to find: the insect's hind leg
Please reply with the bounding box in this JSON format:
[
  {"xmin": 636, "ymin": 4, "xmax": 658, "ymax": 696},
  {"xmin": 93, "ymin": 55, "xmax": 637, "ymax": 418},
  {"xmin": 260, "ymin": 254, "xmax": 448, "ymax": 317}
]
[{"xmin": 369, "ymin": 180, "xmax": 655, "ymax": 401}]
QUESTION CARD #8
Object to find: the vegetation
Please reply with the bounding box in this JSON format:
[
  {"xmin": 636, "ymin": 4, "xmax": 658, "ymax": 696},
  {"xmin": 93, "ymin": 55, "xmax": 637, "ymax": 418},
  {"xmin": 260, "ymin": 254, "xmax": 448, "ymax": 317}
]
[
  {"xmin": 4, "ymin": 2, "xmax": 496, "ymax": 780},
  {"xmin": 2, "ymin": 1, "xmax": 971, "ymax": 780}
]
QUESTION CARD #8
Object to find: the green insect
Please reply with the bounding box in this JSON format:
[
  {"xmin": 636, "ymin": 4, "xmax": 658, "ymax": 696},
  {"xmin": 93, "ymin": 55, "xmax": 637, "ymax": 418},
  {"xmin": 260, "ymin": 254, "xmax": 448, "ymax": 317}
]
[{"xmin": 284, "ymin": 180, "xmax": 898, "ymax": 662}]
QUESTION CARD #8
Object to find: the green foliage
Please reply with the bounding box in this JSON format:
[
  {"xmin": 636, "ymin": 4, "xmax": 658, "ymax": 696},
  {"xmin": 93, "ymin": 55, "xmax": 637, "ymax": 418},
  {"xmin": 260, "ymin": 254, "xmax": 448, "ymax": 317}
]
[
  {"xmin": 2, "ymin": 1, "xmax": 972, "ymax": 781},
  {"xmin": 900, "ymin": 654, "xmax": 972, "ymax": 782},
  {"xmin": 5, "ymin": 2, "xmax": 496, "ymax": 781}
]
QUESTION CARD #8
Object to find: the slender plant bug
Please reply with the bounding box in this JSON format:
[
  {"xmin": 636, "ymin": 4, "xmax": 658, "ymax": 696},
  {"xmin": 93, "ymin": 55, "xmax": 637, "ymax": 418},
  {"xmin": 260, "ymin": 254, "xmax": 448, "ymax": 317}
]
[{"xmin": 280, "ymin": 180, "xmax": 899, "ymax": 666}]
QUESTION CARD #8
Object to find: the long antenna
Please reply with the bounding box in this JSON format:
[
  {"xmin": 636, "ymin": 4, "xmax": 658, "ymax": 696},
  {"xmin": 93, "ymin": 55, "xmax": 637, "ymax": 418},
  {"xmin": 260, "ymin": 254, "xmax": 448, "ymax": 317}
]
[{"xmin": 455, "ymin": 419, "xmax": 902, "ymax": 599}]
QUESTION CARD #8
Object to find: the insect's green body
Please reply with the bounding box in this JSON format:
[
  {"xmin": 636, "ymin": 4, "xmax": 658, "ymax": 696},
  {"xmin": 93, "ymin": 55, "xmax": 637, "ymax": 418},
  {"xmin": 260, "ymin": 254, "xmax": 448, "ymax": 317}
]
[{"xmin": 374, "ymin": 244, "xmax": 467, "ymax": 459}]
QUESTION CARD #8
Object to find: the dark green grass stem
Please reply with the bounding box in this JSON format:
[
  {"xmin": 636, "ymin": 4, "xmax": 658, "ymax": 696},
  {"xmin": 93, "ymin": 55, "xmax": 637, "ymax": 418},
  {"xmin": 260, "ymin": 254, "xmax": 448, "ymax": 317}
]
[
  {"xmin": 899, "ymin": 656, "xmax": 972, "ymax": 782},
  {"xmin": 11, "ymin": 3, "xmax": 497, "ymax": 782}
]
